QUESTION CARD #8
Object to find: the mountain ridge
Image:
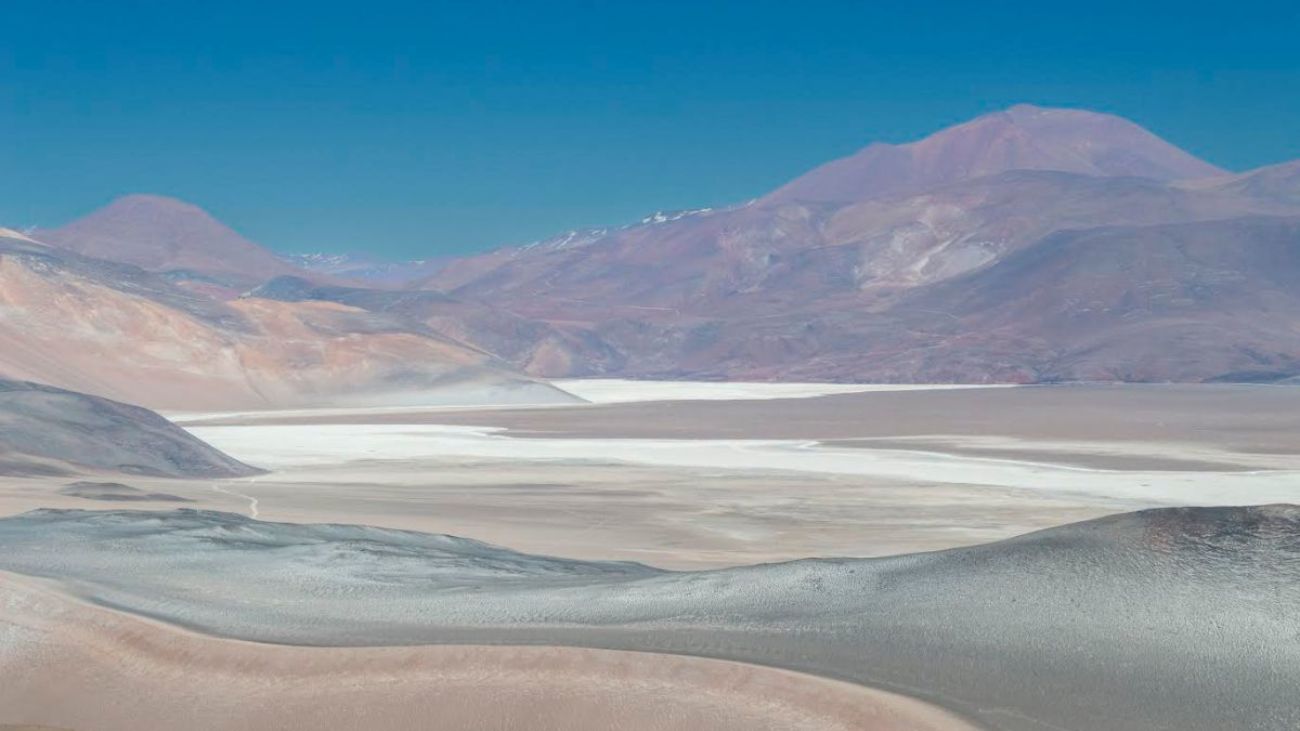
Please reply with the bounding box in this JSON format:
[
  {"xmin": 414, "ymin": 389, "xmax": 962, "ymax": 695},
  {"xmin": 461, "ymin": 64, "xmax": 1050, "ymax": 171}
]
[
  {"xmin": 401, "ymin": 105, "xmax": 1299, "ymax": 383},
  {"xmin": 20, "ymin": 105, "xmax": 1300, "ymax": 384},
  {"xmin": 0, "ymin": 229, "xmax": 579, "ymax": 410}
]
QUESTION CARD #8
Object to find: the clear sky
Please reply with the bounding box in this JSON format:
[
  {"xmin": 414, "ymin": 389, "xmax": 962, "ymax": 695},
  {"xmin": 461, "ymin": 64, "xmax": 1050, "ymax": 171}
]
[{"xmin": 3, "ymin": 1, "xmax": 1298, "ymax": 258}]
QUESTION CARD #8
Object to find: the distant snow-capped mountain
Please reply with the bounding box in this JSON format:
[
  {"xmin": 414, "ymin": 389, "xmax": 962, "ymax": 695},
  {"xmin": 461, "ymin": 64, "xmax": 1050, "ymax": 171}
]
[{"xmin": 281, "ymin": 252, "xmax": 449, "ymax": 287}]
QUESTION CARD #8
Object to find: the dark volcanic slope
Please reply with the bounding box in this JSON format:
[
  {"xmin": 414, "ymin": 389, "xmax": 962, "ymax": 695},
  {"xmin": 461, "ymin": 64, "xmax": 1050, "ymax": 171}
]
[
  {"xmin": 1, "ymin": 506, "xmax": 1295, "ymax": 731},
  {"xmin": 0, "ymin": 380, "xmax": 260, "ymax": 478}
]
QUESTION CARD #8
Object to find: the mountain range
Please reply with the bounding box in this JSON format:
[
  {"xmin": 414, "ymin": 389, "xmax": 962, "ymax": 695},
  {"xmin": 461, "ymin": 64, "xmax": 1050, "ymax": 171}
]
[
  {"xmin": 417, "ymin": 105, "xmax": 1300, "ymax": 383},
  {"xmin": 280, "ymin": 252, "xmax": 451, "ymax": 287},
  {"xmin": 6, "ymin": 104, "xmax": 1300, "ymax": 398},
  {"xmin": 0, "ymin": 227, "xmax": 574, "ymax": 410}
]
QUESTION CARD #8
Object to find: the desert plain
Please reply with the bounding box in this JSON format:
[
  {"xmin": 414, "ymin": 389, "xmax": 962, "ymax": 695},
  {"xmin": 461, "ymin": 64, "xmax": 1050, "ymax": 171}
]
[
  {"xmin": 1, "ymin": 380, "xmax": 1298, "ymax": 731},
  {"xmin": 9, "ymin": 380, "xmax": 1296, "ymax": 566}
]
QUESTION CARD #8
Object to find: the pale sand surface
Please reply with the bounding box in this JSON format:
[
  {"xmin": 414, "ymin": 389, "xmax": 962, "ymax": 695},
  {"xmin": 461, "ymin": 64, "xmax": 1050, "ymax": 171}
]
[
  {"xmin": 195, "ymin": 383, "xmax": 1300, "ymax": 455},
  {"xmin": 181, "ymin": 422, "xmax": 1300, "ymax": 503},
  {"xmin": 4, "ymin": 383, "xmax": 1295, "ymax": 569},
  {"xmin": 159, "ymin": 379, "xmax": 998, "ymax": 421},
  {"xmin": 0, "ymin": 572, "xmax": 977, "ymax": 731},
  {"xmin": 0, "ymin": 468, "xmax": 1112, "ymax": 568},
  {"xmin": 551, "ymin": 378, "xmax": 1007, "ymax": 403}
]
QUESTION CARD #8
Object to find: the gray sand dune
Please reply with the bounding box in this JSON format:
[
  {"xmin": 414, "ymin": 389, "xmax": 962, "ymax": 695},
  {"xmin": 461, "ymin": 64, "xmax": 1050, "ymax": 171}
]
[
  {"xmin": 57, "ymin": 482, "xmax": 191, "ymax": 503},
  {"xmin": 0, "ymin": 505, "xmax": 1295, "ymax": 731},
  {"xmin": 0, "ymin": 379, "xmax": 260, "ymax": 478},
  {"xmin": 0, "ymin": 573, "xmax": 974, "ymax": 731}
]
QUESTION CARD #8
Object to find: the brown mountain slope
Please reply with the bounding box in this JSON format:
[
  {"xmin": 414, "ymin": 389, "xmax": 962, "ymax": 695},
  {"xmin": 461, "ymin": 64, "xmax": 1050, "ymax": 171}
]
[
  {"xmin": 22, "ymin": 106, "xmax": 1298, "ymax": 386},
  {"xmin": 0, "ymin": 231, "xmax": 576, "ymax": 410},
  {"xmin": 415, "ymin": 174, "xmax": 1300, "ymax": 380},
  {"xmin": 414, "ymin": 107, "xmax": 1300, "ymax": 383},
  {"xmin": 543, "ymin": 216, "xmax": 1300, "ymax": 384},
  {"xmin": 885, "ymin": 215, "xmax": 1300, "ymax": 383},
  {"xmin": 1182, "ymin": 159, "xmax": 1300, "ymax": 207},
  {"xmin": 424, "ymin": 107, "xmax": 1245, "ymax": 315},
  {"xmin": 246, "ymin": 276, "xmax": 626, "ymax": 376},
  {"xmin": 430, "ymin": 170, "xmax": 1288, "ymax": 321}
]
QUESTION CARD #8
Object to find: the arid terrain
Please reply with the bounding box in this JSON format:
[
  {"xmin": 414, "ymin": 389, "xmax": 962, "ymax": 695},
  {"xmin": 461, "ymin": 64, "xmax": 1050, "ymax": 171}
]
[
  {"xmin": 163, "ymin": 382, "xmax": 1300, "ymax": 563},
  {"xmin": 0, "ymin": 570, "xmax": 977, "ymax": 731},
  {"xmin": 411, "ymin": 107, "xmax": 1300, "ymax": 384},
  {"xmin": 3, "ymin": 91, "xmax": 1299, "ymax": 730},
  {"xmin": 4, "ymin": 382, "xmax": 1298, "ymax": 568},
  {"xmin": 0, "ymin": 498, "xmax": 1295, "ymax": 731},
  {"xmin": 1, "ymin": 381, "xmax": 1298, "ymax": 730}
]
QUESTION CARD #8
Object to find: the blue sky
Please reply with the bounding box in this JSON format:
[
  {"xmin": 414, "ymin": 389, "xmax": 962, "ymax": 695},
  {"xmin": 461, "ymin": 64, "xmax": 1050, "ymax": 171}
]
[{"xmin": 3, "ymin": 0, "xmax": 1298, "ymax": 257}]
